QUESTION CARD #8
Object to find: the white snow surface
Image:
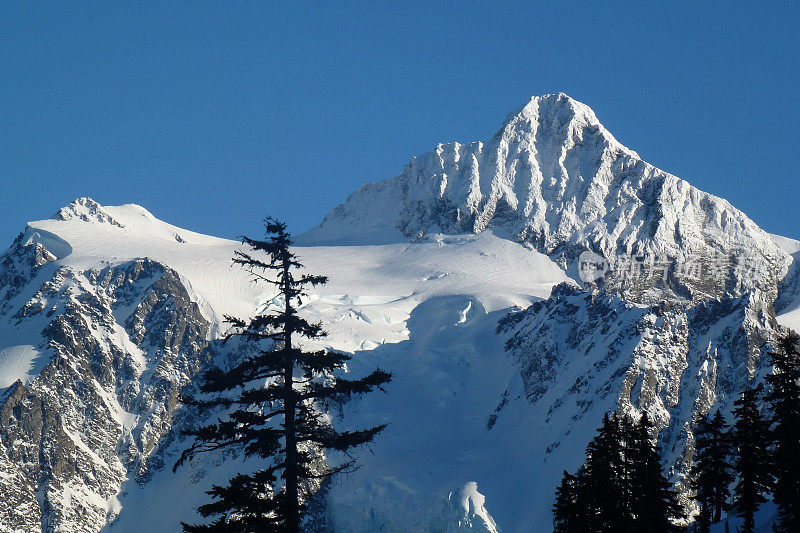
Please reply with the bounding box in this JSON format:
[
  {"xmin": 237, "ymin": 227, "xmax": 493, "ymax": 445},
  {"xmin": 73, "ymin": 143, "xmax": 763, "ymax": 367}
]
[
  {"xmin": 22, "ymin": 198, "xmax": 572, "ymax": 531},
  {"xmin": 28, "ymin": 198, "xmax": 569, "ymax": 347},
  {"xmin": 0, "ymin": 345, "xmax": 47, "ymax": 389},
  {"xmin": 771, "ymin": 233, "xmax": 800, "ymax": 332},
  {"xmin": 769, "ymin": 233, "xmax": 800, "ymax": 255}
]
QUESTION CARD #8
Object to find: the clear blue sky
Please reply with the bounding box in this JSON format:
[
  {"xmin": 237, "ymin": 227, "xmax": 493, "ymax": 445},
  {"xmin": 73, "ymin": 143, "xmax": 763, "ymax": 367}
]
[{"xmin": 2, "ymin": 2, "xmax": 799, "ymax": 246}]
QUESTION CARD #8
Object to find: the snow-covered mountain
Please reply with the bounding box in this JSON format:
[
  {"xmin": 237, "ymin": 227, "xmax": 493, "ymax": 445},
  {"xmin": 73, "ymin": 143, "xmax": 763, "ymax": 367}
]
[
  {"xmin": 0, "ymin": 95, "xmax": 797, "ymax": 532},
  {"xmin": 304, "ymin": 93, "xmax": 788, "ymax": 304}
]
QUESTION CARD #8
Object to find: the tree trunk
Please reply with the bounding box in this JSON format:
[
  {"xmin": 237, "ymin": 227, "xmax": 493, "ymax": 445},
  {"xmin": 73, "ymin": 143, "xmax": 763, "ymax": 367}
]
[{"xmin": 282, "ymin": 260, "xmax": 300, "ymax": 532}]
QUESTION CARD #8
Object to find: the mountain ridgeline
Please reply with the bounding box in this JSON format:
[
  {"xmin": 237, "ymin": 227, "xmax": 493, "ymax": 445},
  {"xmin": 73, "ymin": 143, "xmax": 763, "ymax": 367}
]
[{"xmin": 0, "ymin": 94, "xmax": 797, "ymax": 531}]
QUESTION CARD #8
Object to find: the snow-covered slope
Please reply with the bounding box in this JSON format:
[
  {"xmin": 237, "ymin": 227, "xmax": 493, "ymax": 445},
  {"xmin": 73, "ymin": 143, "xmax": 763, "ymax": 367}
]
[
  {"xmin": 0, "ymin": 198, "xmax": 569, "ymax": 531},
  {"xmin": 0, "ymin": 94, "xmax": 797, "ymax": 532},
  {"xmin": 29, "ymin": 198, "xmax": 569, "ymax": 351},
  {"xmin": 771, "ymin": 233, "xmax": 800, "ymax": 333}
]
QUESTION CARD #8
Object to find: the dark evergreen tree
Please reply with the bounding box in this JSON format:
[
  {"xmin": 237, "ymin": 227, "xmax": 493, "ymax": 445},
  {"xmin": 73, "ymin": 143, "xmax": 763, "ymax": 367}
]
[
  {"xmin": 580, "ymin": 413, "xmax": 624, "ymax": 532},
  {"xmin": 174, "ymin": 219, "xmax": 391, "ymax": 532},
  {"xmin": 629, "ymin": 412, "xmax": 685, "ymax": 533},
  {"xmin": 764, "ymin": 332, "xmax": 800, "ymax": 532},
  {"xmin": 616, "ymin": 413, "xmax": 638, "ymax": 525},
  {"xmin": 555, "ymin": 412, "xmax": 684, "ymax": 533},
  {"xmin": 690, "ymin": 410, "xmax": 734, "ymax": 532},
  {"xmin": 553, "ymin": 470, "xmax": 580, "ymax": 533},
  {"xmin": 732, "ymin": 385, "xmax": 773, "ymax": 533}
]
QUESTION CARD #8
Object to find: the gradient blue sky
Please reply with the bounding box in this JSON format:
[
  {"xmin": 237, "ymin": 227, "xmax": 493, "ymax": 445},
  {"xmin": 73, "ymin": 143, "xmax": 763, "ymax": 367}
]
[{"xmin": 2, "ymin": 2, "xmax": 799, "ymax": 246}]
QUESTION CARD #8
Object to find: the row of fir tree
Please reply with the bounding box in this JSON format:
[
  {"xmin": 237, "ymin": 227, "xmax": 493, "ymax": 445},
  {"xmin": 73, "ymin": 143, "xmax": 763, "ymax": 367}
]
[{"xmin": 553, "ymin": 332, "xmax": 800, "ymax": 533}]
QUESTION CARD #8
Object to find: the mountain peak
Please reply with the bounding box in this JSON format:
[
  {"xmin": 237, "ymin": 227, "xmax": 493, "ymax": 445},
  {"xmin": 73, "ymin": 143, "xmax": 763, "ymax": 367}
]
[
  {"xmin": 304, "ymin": 94, "xmax": 788, "ymax": 302},
  {"xmin": 51, "ymin": 198, "xmax": 166, "ymax": 230},
  {"xmin": 513, "ymin": 92, "xmax": 591, "ymax": 119},
  {"xmin": 498, "ymin": 93, "xmax": 636, "ymax": 158},
  {"xmin": 303, "ymin": 93, "xmax": 650, "ymax": 247},
  {"xmin": 53, "ymin": 197, "xmax": 125, "ymax": 228}
]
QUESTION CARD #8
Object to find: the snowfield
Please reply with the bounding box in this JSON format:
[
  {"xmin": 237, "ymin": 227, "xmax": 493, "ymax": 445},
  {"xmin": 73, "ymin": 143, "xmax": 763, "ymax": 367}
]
[
  {"xmin": 22, "ymin": 198, "xmax": 572, "ymax": 531},
  {"xmin": 0, "ymin": 345, "xmax": 46, "ymax": 389},
  {"xmin": 30, "ymin": 198, "xmax": 571, "ymax": 352},
  {"xmin": 770, "ymin": 233, "xmax": 800, "ymax": 333}
]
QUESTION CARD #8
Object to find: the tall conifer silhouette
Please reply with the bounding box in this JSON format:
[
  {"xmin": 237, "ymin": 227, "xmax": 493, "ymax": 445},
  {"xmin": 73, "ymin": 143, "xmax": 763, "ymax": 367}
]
[
  {"xmin": 175, "ymin": 218, "xmax": 391, "ymax": 532},
  {"xmin": 732, "ymin": 385, "xmax": 772, "ymax": 533},
  {"xmin": 552, "ymin": 470, "xmax": 580, "ymax": 533},
  {"xmin": 553, "ymin": 412, "xmax": 683, "ymax": 533},
  {"xmin": 690, "ymin": 410, "xmax": 734, "ymax": 532},
  {"xmin": 629, "ymin": 413, "xmax": 684, "ymax": 533},
  {"xmin": 764, "ymin": 332, "xmax": 800, "ymax": 532}
]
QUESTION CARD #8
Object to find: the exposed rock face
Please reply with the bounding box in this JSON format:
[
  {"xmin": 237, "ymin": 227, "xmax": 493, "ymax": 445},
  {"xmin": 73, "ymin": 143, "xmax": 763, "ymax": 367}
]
[
  {"xmin": 497, "ymin": 281, "xmax": 780, "ymax": 515},
  {"xmin": 55, "ymin": 197, "xmax": 125, "ymax": 228},
  {"xmin": 0, "ymin": 232, "xmax": 58, "ymax": 315},
  {"xmin": 0, "ymin": 242, "xmax": 213, "ymax": 532}
]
